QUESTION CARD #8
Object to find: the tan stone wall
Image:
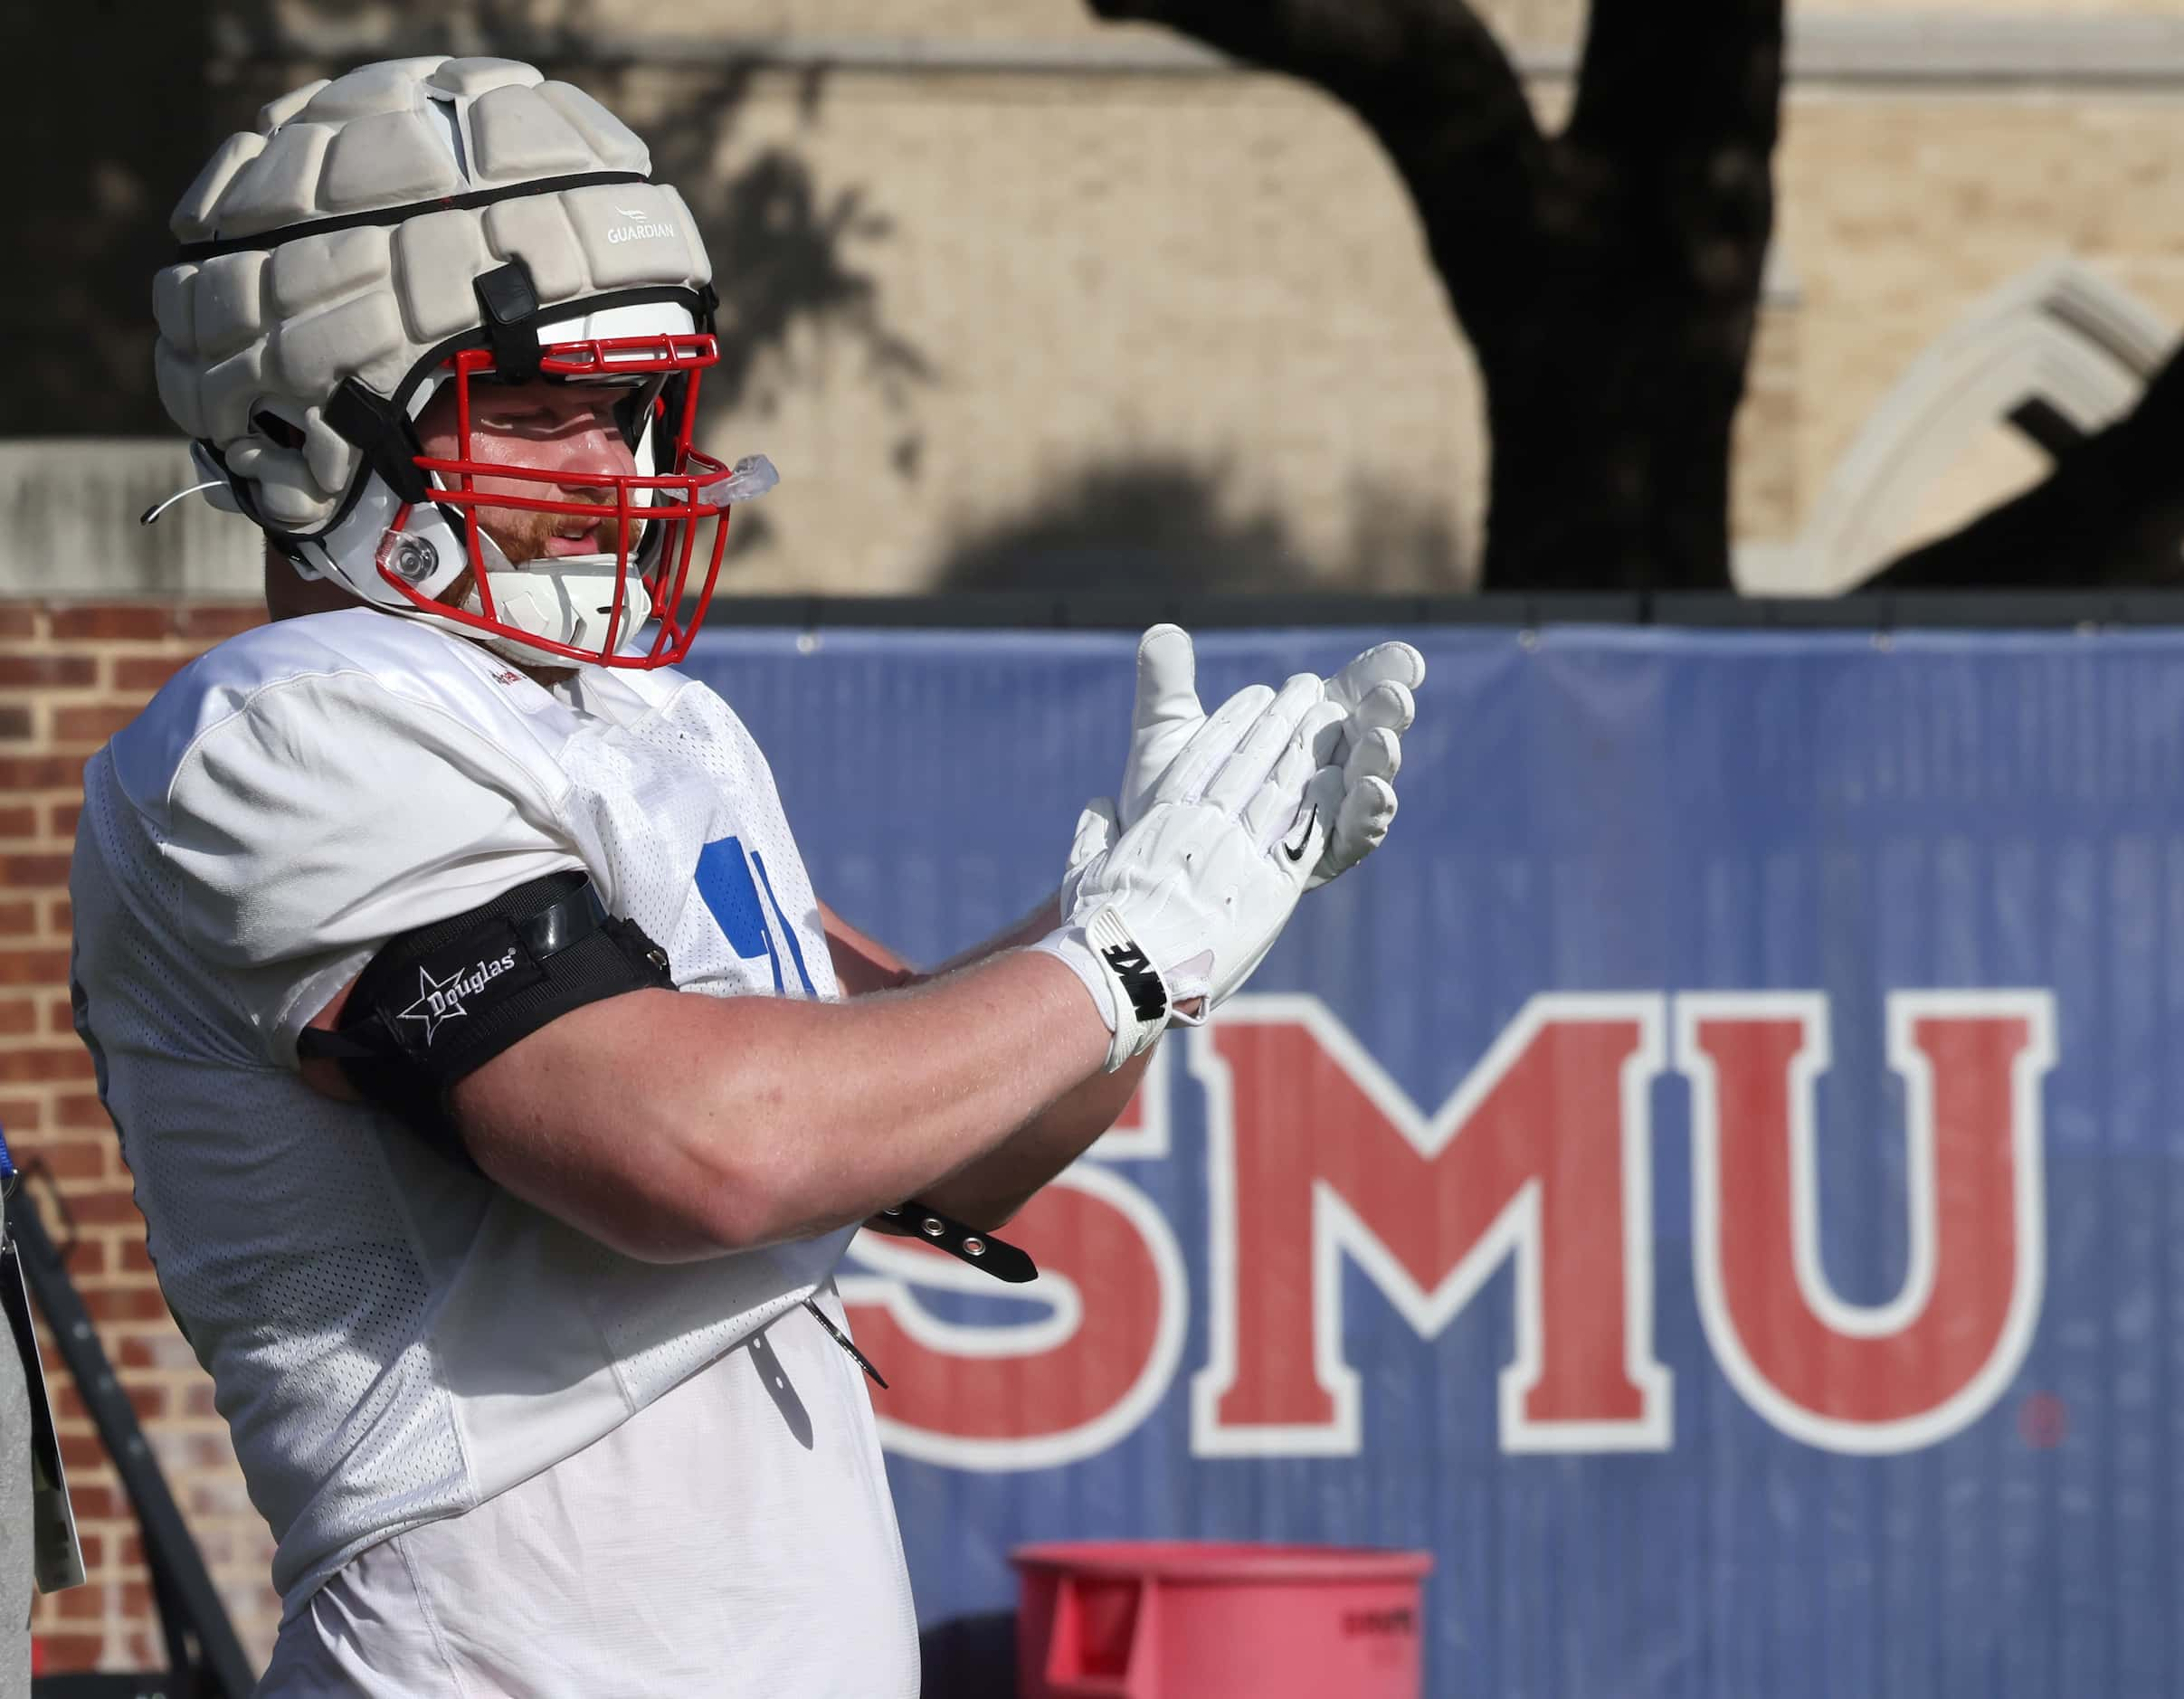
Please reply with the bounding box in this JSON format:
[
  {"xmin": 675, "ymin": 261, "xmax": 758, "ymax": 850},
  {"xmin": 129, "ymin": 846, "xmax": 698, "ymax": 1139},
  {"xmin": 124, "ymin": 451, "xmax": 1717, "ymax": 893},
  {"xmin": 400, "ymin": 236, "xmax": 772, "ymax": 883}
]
[
  {"xmin": 1767, "ymin": 90, "xmax": 2184, "ymax": 563},
  {"xmin": 30, "ymin": 5, "xmax": 2158, "ymax": 605},
  {"xmin": 1814, "ymin": 0, "xmax": 2180, "ymax": 14},
  {"xmin": 587, "ymin": 0, "xmax": 1117, "ymax": 42},
  {"xmin": 539, "ymin": 0, "xmax": 2184, "ymax": 42},
  {"xmin": 586, "ymin": 0, "xmax": 1579, "ymax": 56},
  {"xmin": 668, "ymin": 68, "xmax": 1485, "ymax": 596},
  {"xmin": 1734, "ymin": 306, "xmax": 1807, "ymax": 545},
  {"xmin": 584, "ymin": 0, "xmax": 1575, "ymax": 50},
  {"xmin": 650, "ymin": 55, "xmax": 2181, "ymax": 599}
]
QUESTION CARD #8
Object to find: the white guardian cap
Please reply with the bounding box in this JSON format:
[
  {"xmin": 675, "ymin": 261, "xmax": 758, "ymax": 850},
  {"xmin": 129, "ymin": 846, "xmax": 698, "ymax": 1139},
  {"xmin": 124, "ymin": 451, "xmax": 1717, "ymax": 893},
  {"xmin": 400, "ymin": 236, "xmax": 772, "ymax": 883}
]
[{"xmin": 151, "ymin": 56, "xmax": 776, "ymax": 668}]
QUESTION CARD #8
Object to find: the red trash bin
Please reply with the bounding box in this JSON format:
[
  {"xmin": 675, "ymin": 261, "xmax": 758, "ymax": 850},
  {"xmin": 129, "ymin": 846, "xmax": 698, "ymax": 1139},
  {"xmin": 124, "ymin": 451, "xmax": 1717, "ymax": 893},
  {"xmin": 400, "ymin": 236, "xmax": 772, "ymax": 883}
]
[{"xmin": 1013, "ymin": 1540, "xmax": 1433, "ymax": 1699}]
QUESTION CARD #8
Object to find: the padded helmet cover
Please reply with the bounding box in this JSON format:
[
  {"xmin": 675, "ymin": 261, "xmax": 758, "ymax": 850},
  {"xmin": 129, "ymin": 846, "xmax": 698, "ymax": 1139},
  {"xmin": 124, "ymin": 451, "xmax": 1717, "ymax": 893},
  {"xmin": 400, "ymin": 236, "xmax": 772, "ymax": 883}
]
[{"xmin": 148, "ymin": 56, "xmax": 757, "ymax": 669}]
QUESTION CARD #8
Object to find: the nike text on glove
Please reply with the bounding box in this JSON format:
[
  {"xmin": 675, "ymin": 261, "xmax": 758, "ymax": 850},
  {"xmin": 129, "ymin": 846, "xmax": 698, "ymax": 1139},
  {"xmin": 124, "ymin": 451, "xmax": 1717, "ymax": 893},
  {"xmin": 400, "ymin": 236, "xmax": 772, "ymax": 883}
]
[
  {"xmin": 1034, "ymin": 673, "xmax": 1344, "ymax": 1070},
  {"xmin": 1108, "ymin": 624, "xmax": 1424, "ymax": 893}
]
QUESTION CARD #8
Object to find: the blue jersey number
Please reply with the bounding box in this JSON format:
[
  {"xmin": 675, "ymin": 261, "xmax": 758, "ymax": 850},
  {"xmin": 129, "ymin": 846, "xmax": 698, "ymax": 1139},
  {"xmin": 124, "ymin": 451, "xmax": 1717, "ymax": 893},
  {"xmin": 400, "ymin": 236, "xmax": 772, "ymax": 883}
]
[{"xmin": 694, "ymin": 837, "xmax": 816, "ymax": 997}]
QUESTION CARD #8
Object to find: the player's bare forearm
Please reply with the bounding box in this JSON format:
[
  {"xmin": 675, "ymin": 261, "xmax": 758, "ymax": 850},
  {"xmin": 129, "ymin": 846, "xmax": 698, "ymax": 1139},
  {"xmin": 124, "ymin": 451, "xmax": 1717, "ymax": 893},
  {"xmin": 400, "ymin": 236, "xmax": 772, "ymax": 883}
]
[
  {"xmin": 820, "ymin": 901, "xmax": 920, "ymax": 995},
  {"xmin": 449, "ymin": 948, "xmax": 1110, "ymax": 1260},
  {"xmin": 912, "ymin": 1047, "xmax": 1150, "ymax": 1229},
  {"xmin": 929, "ymin": 891, "xmax": 1065, "ymax": 976},
  {"xmin": 821, "ymin": 895, "xmax": 1150, "ymax": 1227},
  {"xmin": 820, "ymin": 892, "xmax": 1059, "ymax": 992}
]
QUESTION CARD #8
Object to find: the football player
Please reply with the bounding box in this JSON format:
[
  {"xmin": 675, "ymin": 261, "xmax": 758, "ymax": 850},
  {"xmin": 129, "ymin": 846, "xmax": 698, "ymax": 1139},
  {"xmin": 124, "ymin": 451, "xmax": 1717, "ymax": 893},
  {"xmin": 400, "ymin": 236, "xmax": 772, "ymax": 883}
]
[{"xmin": 72, "ymin": 57, "xmax": 1422, "ymax": 1696}]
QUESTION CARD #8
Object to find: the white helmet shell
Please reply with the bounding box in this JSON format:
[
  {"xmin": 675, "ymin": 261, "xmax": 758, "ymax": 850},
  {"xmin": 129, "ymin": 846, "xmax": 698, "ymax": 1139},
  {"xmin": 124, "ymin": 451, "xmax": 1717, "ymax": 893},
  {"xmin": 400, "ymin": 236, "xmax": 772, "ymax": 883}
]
[{"xmin": 150, "ymin": 57, "xmax": 749, "ymax": 664}]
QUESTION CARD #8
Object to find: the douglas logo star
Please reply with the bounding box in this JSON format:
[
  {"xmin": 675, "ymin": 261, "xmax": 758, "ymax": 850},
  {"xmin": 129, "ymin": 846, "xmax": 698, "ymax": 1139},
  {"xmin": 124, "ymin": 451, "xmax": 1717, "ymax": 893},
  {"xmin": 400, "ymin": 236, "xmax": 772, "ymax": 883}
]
[{"xmin": 397, "ymin": 947, "xmax": 521, "ymax": 1043}]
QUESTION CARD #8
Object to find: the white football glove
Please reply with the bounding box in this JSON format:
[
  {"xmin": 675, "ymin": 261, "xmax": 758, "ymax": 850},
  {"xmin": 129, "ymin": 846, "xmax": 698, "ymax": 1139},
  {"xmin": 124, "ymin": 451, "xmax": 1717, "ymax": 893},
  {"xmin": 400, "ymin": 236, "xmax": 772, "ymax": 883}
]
[
  {"xmin": 1115, "ymin": 624, "xmax": 1423, "ymax": 891},
  {"xmin": 1036, "ymin": 674, "xmax": 1344, "ymax": 1070},
  {"xmin": 1314, "ymin": 637, "xmax": 1423, "ymax": 889}
]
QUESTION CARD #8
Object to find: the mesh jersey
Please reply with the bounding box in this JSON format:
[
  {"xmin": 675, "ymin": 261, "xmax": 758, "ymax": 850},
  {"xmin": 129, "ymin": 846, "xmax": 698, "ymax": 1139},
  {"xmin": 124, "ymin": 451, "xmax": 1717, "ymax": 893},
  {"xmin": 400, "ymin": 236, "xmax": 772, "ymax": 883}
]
[{"xmin": 67, "ymin": 611, "xmax": 907, "ymax": 1656}]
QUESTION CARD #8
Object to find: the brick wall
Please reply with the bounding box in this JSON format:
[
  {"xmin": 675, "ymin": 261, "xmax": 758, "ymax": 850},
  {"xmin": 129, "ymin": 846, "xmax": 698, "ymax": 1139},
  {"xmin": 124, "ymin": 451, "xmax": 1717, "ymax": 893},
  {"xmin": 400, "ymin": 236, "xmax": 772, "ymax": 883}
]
[{"xmin": 0, "ymin": 599, "xmax": 282, "ymax": 1677}]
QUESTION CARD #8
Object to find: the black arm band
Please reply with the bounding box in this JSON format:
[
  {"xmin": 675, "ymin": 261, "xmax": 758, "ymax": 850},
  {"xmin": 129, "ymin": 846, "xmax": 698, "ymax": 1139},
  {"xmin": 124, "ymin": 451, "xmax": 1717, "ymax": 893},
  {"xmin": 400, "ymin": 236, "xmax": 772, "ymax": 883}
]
[{"xmin": 298, "ymin": 870, "xmax": 674, "ymax": 1164}]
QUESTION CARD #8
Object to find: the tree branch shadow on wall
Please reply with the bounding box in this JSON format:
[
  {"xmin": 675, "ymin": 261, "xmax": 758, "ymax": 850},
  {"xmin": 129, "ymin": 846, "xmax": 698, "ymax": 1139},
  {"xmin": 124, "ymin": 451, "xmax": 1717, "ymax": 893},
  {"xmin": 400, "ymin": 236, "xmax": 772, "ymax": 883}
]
[
  {"xmin": 10, "ymin": 0, "xmax": 933, "ymax": 518},
  {"xmin": 1863, "ymin": 340, "xmax": 2184, "ymax": 591},
  {"xmin": 655, "ymin": 141, "xmax": 930, "ymax": 562},
  {"xmin": 930, "ymin": 460, "xmax": 1468, "ymax": 596}
]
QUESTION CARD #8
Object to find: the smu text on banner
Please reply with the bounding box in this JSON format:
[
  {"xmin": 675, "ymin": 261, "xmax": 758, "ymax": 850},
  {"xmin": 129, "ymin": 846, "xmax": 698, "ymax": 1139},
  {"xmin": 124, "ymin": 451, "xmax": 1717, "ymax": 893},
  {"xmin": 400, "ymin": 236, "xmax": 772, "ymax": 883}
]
[{"xmin": 680, "ymin": 624, "xmax": 2177, "ymax": 1699}]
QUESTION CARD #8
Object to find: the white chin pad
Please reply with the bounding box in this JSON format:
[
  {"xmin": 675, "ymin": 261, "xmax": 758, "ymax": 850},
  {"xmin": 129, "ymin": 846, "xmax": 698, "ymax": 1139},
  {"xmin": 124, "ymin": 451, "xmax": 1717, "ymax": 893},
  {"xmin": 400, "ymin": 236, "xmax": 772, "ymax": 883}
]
[{"xmin": 465, "ymin": 556, "xmax": 653, "ymax": 660}]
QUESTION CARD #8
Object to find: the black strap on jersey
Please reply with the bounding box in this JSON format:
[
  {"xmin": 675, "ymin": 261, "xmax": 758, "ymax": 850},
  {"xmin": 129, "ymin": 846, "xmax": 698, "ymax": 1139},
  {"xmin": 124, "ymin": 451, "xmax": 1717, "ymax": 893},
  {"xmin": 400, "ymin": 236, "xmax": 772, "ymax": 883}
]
[{"xmin": 298, "ymin": 870, "xmax": 673, "ymax": 1164}]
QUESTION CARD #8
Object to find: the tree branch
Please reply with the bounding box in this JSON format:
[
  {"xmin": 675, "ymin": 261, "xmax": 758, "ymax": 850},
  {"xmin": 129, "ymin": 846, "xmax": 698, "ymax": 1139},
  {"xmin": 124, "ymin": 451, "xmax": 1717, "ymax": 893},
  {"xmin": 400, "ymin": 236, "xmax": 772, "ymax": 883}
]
[
  {"xmin": 1568, "ymin": 0, "xmax": 1783, "ymax": 163},
  {"xmin": 1558, "ymin": 0, "xmax": 1781, "ymax": 315},
  {"xmin": 1865, "ymin": 338, "xmax": 2184, "ymax": 590},
  {"xmin": 1093, "ymin": 0, "xmax": 1785, "ymax": 593},
  {"xmin": 1089, "ymin": 0, "xmax": 1548, "ymax": 328}
]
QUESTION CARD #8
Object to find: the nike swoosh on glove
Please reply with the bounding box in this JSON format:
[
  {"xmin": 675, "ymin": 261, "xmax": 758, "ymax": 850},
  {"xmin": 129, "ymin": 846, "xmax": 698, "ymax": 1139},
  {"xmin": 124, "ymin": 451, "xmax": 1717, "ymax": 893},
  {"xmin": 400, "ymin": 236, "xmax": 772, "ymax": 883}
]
[
  {"xmin": 1110, "ymin": 625, "xmax": 1424, "ymax": 895},
  {"xmin": 1035, "ymin": 674, "xmax": 1344, "ymax": 1071}
]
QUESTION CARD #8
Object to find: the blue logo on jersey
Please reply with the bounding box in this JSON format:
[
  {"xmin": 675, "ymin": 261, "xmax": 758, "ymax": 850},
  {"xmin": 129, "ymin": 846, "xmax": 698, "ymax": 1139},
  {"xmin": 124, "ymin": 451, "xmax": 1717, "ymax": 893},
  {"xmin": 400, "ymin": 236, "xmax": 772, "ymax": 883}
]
[
  {"xmin": 694, "ymin": 838, "xmax": 769, "ymax": 959},
  {"xmin": 694, "ymin": 837, "xmax": 815, "ymax": 996}
]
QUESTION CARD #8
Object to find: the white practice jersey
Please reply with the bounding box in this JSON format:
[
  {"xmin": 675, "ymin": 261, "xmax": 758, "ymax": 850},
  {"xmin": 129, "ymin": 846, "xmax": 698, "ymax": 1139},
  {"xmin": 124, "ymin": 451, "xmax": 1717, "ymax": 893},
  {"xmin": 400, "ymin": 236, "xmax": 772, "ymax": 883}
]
[{"xmin": 69, "ymin": 610, "xmax": 916, "ymax": 1696}]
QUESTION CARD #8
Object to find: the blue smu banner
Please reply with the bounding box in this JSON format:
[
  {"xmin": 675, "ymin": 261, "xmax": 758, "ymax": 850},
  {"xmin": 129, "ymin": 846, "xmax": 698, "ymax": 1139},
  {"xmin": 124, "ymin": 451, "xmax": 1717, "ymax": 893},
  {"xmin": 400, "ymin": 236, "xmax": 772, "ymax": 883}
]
[{"xmin": 680, "ymin": 625, "xmax": 2184, "ymax": 1699}]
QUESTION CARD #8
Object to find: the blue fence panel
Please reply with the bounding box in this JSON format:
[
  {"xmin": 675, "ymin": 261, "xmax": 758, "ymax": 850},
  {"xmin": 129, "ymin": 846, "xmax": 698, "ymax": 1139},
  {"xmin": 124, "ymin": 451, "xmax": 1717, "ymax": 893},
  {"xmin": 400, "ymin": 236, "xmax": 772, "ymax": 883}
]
[{"xmin": 679, "ymin": 625, "xmax": 2184, "ymax": 1699}]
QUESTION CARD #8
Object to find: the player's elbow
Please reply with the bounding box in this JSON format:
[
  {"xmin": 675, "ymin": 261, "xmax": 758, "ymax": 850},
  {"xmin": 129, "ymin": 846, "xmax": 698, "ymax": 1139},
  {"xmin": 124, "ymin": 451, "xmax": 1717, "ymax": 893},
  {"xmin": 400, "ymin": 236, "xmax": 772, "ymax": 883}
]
[
  {"xmin": 574, "ymin": 1202, "xmax": 748, "ymax": 1265},
  {"xmin": 660, "ymin": 1154, "xmax": 809, "ymax": 1259},
  {"xmin": 535, "ymin": 1131, "xmax": 801, "ymax": 1264},
  {"xmin": 605, "ymin": 1072, "xmax": 848, "ymax": 1258},
  {"xmin": 679, "ymin": 1088, "xmax": 867, "ymax": 1253}
]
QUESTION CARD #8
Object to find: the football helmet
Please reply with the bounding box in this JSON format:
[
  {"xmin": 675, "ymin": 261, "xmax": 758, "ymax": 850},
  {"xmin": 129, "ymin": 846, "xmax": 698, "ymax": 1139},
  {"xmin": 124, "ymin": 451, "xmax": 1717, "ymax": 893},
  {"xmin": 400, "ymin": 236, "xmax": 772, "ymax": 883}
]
[{"xmin": 151, "ymin": 56, "xmax": 774, "ymax": 668}]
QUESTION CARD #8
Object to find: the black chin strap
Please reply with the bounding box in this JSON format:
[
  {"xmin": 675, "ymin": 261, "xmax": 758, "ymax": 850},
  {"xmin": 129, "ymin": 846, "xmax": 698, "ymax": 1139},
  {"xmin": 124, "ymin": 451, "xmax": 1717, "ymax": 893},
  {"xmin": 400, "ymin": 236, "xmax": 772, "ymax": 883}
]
[{"xmin": 325, "ymin": 379, "xmax": 430, "ymax": 506}]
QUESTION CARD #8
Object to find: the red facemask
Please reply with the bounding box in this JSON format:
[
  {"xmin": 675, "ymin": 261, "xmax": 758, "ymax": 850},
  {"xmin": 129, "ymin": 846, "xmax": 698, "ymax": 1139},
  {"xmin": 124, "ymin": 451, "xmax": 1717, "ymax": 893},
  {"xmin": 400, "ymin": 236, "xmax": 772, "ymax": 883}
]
[{"xmin": 377, "ymin": 330, "xmax": 752, "ymax": 669}]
